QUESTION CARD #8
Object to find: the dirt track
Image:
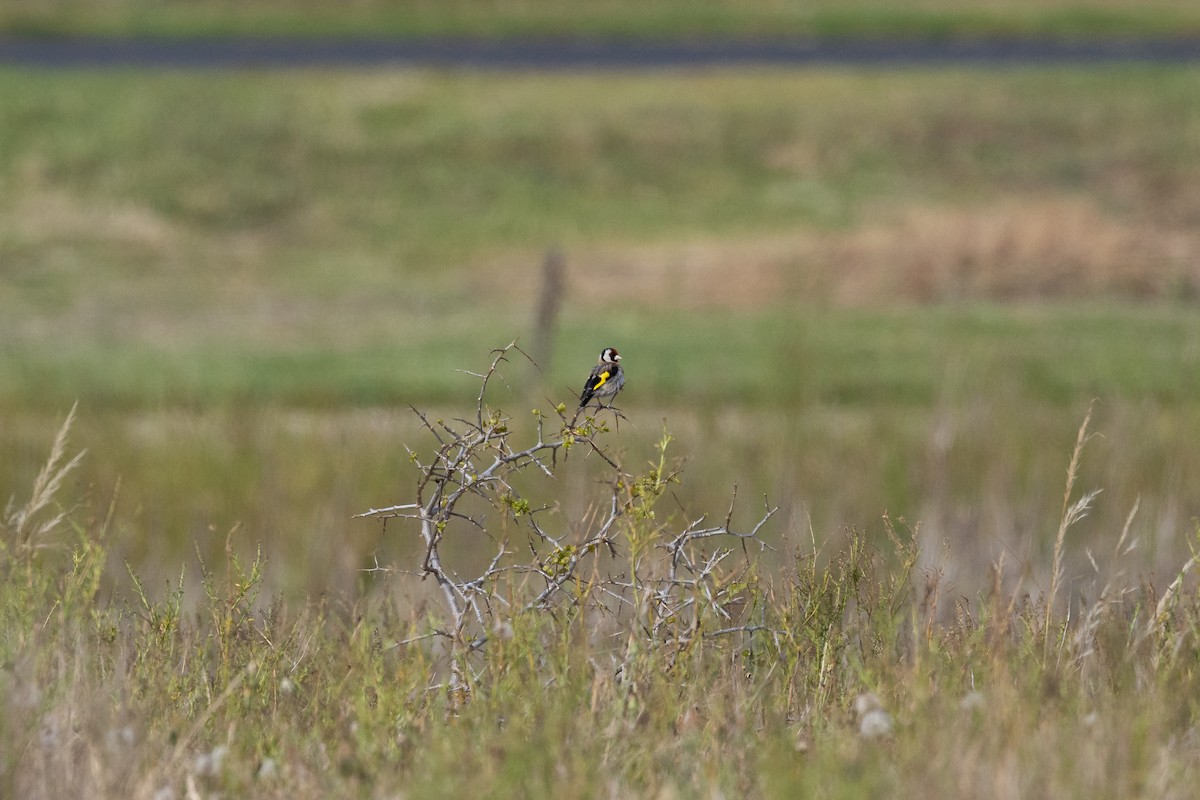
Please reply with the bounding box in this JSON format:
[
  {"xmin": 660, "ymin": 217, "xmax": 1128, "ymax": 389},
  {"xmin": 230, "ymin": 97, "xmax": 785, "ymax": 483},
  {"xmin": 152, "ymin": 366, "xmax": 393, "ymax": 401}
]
[{"xmin": 2, "ymin": 35, "xmax": 1200, "ymax": 69}]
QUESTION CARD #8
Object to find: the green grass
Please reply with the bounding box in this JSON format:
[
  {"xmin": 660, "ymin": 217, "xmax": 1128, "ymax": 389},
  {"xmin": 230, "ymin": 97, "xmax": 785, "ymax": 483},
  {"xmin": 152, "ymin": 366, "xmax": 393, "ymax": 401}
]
[
  {"xmin": 4, "ymin": 305, "xmax": 1200, "ymax": 600},
  {"xmin": 4, "ymin": 68, "xmax": 1198, "ymax": 256},
  {"xmin": 3, "ymin": 68, "xmax": 1199, "ymax": 394},
  {"xmin": 4, "ymin": 0, "xmax": 1200, "ymax": 39},
  {"xmin": 4, "ymin": 304, "xmax": 1200, "ymax": 409}
]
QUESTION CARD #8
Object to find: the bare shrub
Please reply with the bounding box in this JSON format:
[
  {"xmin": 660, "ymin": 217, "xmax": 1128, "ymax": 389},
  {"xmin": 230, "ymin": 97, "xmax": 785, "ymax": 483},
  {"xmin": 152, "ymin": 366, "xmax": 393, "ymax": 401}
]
[{"xmin": 357, "ymin": 343, "xmax": 776, "ymax": 691}]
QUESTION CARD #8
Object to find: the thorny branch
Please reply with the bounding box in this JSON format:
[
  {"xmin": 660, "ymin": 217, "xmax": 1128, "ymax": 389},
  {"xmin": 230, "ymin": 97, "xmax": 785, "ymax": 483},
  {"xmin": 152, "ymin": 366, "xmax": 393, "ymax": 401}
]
[{"xmin": 357, "ymin": 343, "xmax": 777, "ymax": 687}]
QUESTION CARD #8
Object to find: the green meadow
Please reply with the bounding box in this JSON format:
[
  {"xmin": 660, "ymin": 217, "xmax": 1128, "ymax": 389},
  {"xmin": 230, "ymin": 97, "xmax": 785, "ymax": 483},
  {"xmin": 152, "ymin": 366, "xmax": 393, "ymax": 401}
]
[
  {"xmin": 4, "ymin": 61, "xmax": 1200, "ymax": 797},
  {"xmin": 4, "ymin": 0, "xmax": 1200, "ymax": 38}
]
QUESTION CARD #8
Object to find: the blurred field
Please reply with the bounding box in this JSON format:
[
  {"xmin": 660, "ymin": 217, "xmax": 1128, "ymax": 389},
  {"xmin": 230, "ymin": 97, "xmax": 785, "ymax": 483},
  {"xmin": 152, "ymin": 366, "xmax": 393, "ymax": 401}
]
[
  {"xmin": 3, "ymin": 65, "xmax": 1200, "ymax": 597},
  {"xmin": 4, "ymin": 28, "xmax": 1200, "ymax": 797},
  {"xmin": 4, "ymin": 0, "xmax": 1200, "ymax": 38}
]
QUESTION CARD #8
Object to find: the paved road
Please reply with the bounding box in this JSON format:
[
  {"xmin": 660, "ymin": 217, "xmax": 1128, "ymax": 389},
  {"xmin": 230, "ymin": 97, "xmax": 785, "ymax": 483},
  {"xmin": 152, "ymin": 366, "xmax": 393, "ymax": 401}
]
[{"xmin": 3, "ymin": 36, "xmax": 1200, "ymax": 69}]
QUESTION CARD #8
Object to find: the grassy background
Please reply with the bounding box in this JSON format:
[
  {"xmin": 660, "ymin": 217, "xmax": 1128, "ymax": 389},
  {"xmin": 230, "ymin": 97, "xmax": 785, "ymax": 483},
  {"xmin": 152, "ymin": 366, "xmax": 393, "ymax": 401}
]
[
  {"xmin": 2, "ymin": 67, "xmax": 1200, "ymax": 594},
  {"xmin": 4, "ymin": 44, "xmax": 1200, "ymax": 797},
  {"xmin": 3, "ymin": 65, "xmax": 1200, "ymax": 596},
  {"xmin": 4, "ymin": 0, "xmax": 1200, "ymax": 38}
]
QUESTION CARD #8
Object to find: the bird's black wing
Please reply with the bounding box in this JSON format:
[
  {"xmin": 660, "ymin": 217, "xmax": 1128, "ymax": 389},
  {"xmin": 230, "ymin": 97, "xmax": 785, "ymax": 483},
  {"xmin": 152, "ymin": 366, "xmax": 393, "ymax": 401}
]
[
  {"xmin": 578, "ymin": 374, "xmax": 596, "ymax": 407},
  {"xmin": 578, "ymin": 366, "xmax": 610, "ymax": 407}
]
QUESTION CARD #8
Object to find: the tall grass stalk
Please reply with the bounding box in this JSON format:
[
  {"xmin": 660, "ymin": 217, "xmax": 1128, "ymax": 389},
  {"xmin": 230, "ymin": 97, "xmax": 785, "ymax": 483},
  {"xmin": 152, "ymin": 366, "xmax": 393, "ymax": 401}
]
[
  {"xmin": 1044, "ymin": 400, "xmax": 1098, "ymax": 659},
  {"xmin": 3, "ymin": 402, "xmax": 85, "ymax": 555}
]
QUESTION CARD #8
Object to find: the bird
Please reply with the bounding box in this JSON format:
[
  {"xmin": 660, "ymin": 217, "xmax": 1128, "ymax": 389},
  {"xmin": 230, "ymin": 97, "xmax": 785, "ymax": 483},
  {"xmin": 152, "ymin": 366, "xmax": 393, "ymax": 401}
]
[{"xmin": 578, "ymin": 347, "xmax": 624, "ymax": 410}]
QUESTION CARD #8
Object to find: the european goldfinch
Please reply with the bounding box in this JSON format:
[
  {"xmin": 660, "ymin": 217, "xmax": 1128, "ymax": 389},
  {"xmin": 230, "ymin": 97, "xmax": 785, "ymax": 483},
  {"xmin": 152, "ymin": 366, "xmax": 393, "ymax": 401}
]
[{"xmin": 578, "ymin": 347, "xmax": 625, "ymax": 409}]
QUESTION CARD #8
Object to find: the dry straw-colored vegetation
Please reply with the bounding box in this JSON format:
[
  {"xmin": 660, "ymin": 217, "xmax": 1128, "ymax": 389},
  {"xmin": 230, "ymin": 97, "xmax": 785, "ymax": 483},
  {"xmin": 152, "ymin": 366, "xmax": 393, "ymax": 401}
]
[
  {"xmin": 4, "ymin": 364, "xmax": 1200, "ymax": 798},
  {"xmin": 566, "ymin": 196, "xmax": 1200, "ymax": 308}
]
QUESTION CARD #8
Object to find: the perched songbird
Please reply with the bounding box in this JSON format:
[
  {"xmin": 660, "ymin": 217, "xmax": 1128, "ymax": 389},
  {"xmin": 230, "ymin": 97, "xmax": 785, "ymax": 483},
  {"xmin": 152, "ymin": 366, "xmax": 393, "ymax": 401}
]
[{"xmin": 578, "ymin": 347, "xmax": 625, "ymax": 409}]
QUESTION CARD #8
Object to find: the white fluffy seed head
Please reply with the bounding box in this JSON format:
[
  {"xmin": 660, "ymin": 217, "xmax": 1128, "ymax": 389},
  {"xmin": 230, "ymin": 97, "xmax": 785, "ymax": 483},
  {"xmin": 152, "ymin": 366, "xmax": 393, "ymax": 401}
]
[
  {"xmin": 854, "ymin": 692, "xmax": 893, "ymax": 739},
  {"xmin": 960, "ymin": 691, "xmax": 986, "ymax": 713},
  {"xmin": 859, "ymin": 709, "xmax": 894, "ymax": 739},
  {"xmin": 854, "ymin": 691, "xmax": 883, "ymax": 716}
]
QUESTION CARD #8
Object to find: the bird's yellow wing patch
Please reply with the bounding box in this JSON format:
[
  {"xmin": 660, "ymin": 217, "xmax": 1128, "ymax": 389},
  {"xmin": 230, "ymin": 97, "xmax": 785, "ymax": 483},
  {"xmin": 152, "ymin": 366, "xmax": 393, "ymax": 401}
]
[{"xmin": 592, "ymin": 371, "xmax": 610, "ymax": 390}]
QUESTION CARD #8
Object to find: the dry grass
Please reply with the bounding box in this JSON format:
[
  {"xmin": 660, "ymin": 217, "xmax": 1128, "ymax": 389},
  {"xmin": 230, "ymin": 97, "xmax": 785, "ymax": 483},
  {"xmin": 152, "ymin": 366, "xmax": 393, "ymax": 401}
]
[
  {"xmin": 5, "ymin": 395, "xmax": 1200, "ymax": 799},
  {"xmin": 556, "ymin": 196, "xmax": 1200, "ymax": 309},
  {"xmin": 827, "ymin": 199, "xmax": 1200, "ymax": 303},
  {"xmin": 113, "ymin": 185, "xmax": 1198, "ymax": 319}
]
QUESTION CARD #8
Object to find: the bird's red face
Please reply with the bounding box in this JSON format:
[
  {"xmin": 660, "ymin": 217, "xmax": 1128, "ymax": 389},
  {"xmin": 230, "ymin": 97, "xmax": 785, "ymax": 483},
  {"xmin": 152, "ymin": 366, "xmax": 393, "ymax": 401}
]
[{"xmin": 602, "ymin": 348, "xmax": 621, "ymax": 363}]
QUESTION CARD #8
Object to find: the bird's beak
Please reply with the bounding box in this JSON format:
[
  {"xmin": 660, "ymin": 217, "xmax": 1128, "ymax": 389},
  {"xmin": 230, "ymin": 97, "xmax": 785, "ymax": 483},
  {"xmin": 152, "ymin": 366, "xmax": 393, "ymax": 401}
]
[{"xmin": 614, "ymin": 354, "xmax": 622, "ymax": 361}]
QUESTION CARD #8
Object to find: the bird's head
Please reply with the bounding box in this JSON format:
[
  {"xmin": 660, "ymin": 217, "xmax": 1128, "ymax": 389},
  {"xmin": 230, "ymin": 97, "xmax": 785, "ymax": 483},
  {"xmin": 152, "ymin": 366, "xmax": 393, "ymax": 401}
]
[{"xmin": 600, "ymin": 347, "xmax": 621, "ymax": 363}]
